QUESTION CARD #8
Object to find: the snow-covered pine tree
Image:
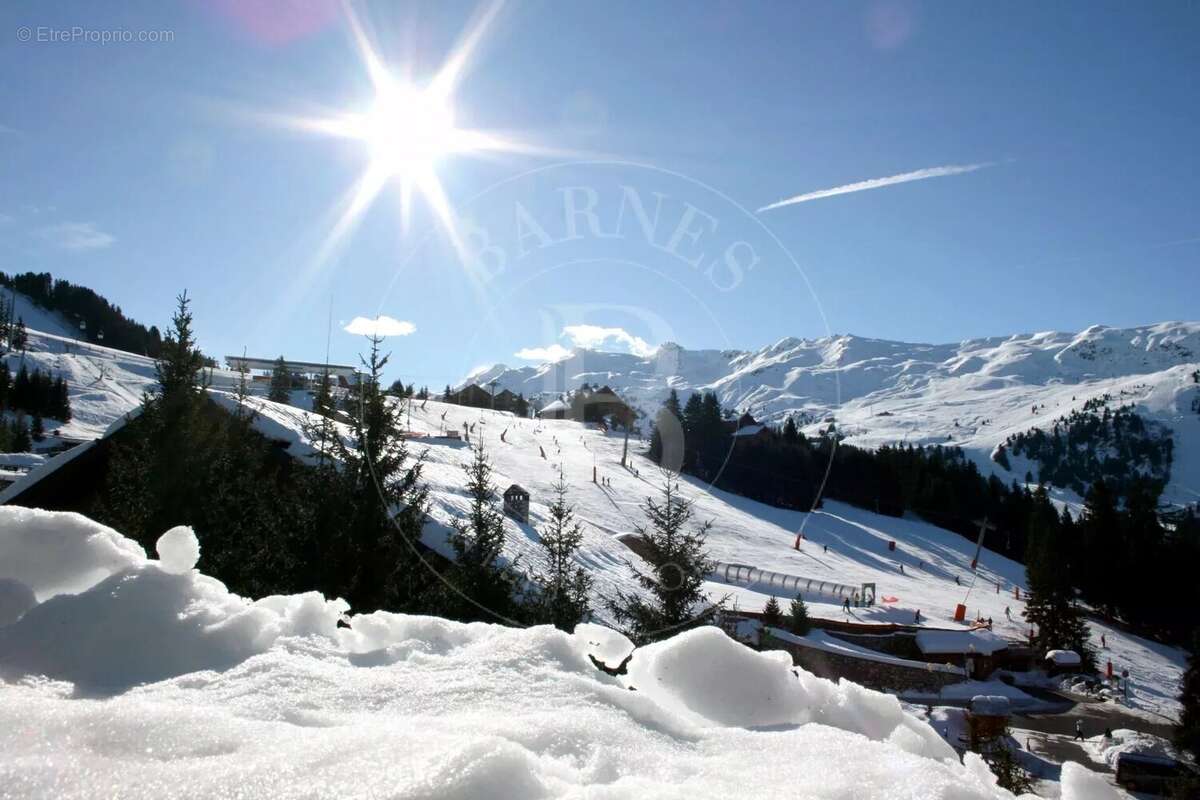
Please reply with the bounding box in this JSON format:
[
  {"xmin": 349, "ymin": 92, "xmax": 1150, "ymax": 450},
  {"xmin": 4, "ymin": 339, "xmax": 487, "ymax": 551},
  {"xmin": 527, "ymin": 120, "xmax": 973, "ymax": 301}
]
[
  {"xmin": 607, "ymin": 474, "xmax": 720, "ymax": 644},
  {"xmin": 533, "ymin": 468, "xmax": 592, "ymax": 630},
  {"xmin": 268, "ymin": 356, "xmax": 291, "ymax": 403}
]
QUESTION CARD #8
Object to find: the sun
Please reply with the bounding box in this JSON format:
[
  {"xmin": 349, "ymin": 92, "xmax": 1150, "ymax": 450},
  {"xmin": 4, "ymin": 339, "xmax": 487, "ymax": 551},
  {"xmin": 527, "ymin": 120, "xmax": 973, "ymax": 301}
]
[
  {"xmin": 262, "ymin": 1, "xmax": 567, "ymax": 274},
  {"xmin": 357, "ymin": 82, "xmax": 459, "ymax": 177}
]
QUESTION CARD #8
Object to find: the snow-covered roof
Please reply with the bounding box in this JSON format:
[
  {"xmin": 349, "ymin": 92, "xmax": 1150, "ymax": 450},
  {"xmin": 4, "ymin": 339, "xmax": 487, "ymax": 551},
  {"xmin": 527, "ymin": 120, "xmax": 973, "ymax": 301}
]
[
  {"xmin": 732, "ymin": 424, "xmax": 766, "ymax": 437},
  {"xmin": 969, "ymin": 695, "xmax": 1011, "ymax": 716},
  {"xmin": 915, "ymin": 629, "xmax": 1009, "ymax": 656},
  {"xmin": 0, "ymin": 408, "xmax": 142, "ymax": 505},
  {"xmin": 1046, "ymin": 649, "xmax": 1081, "ymax": 666},
  {"xmin": 767, "ymin": 628, "xmax": 966, "ymax": 675},
  {"xmin": 537, "ymin": 399, "xmax": 569, "ymax": 414}
]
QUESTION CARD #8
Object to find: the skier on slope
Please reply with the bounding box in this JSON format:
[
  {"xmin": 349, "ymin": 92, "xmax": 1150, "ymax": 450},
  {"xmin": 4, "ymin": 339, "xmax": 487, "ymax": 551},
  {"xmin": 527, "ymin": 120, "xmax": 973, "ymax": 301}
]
[{"xmin": 1074, "ymin": 720, "xmax": 1085, "ymax": 741}]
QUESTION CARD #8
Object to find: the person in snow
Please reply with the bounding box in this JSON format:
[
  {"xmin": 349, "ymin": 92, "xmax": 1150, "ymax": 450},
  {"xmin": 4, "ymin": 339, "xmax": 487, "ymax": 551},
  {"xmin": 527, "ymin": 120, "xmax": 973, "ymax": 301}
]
[
  {"xmin": 1004, "ymin": 606, "xmax": 1011, "ymax": 620},
  {"xmin": 914, "ymin": 609, "xmax": 922, "ymax": 624},
  {"xmin": 954, "ymin": 575, "xmax": 960, "ymax": 585},
  {"xmin": 1074, "ymin": 720, "xmax": 1085, "ymax": 741},
  {"xmin": 899, "ymin": 564, "xmax": 905, "ymax": 574},
  {"xmin": 1101, "ymin": 634, "xmax": 1106, "ymax": 648},
  {"xmin": 843, "ymin": 597, "xmax": 851, "ymax": 613}
]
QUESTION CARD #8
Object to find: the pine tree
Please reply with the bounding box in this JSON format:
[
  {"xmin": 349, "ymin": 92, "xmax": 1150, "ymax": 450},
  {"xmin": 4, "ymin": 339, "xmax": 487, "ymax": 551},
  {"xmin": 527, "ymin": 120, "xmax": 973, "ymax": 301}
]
[
  {"xmin": 52, "ymin": 376, "xmax": 71, "ymax": 421},
  {"xmin": 10, "ymin": 317, "xmax": 27, "ymax": 350},
  {"xmin": 443, "ymin": 385, "xmax": 452, "ymax": 402},
  {"xmin": 10, "ymin": 415, "xmax": 31, "ymax": 452},
  {"xmin": 0, "ymin": 291, "xmax": 11, "ymax": 349},
  {"xmin": 984, "ymin": 747, "xmax": 1034, "ymax": 795},
  {"xmin": 782, "ymin": 416, "xmax": 799, "ymax": 446},
  {"xmin": 1080, "ymin": 479, "xmax": 1122, "ymax": 616},
  {"xmin": 649, "ymin": 389, "xmax": 683, "ymax": 467},
  {"xmin": 607, "ymin": 475, "xmax": 720, "ymax": 644},
  {"xmin": 323, "ymin": 334, "xmax": 429, "ymax": 612},
  {"xmin": 442, "ymin": 444, "xmax": 522, "ymax": 621},
  {"xmin": 310, "ymin": 368, "xmax": 335, "ymax": 415},
  {"xmin": 1024, "ymin": 488, "xmax": 1095, "ymax": 669},
  {"xmin": 533, "ymin": 468, "xmax": 593, "ymax": 630},
  {"xmin": 155, "ymin": 291, "xmax": 205, "ymax": 398},
  {"xmin": 30, "ymin": 413, "xmax": 45, "ymax": 442},
  {"xmin": 268, "ymin": 356, "xmax": 292, "ymax": 403},
  {"xmin": 762, "ymin": 596, "xmax": 783, "ymax": 627},
  {"xmin": 788, "ymin": 595, "xmax": 811, "ymax": 635},
  {"xmin": 1178, "ymin": 631, "xmax": 1200, "ymax": 761}
]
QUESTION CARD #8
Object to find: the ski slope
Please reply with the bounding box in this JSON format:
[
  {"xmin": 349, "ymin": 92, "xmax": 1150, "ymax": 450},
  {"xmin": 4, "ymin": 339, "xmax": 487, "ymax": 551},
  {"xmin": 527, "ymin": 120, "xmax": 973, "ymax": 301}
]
[{"xmin": 402, "ymin": 398, "xmax": 1187, "ymax": 720}]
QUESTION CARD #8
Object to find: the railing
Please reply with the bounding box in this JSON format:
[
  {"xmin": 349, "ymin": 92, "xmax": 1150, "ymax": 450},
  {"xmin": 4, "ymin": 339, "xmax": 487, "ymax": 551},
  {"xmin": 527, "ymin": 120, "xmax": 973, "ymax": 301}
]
[{"xmin": 711, "ymin": 561, "xmax": 860, "ymax": 599}]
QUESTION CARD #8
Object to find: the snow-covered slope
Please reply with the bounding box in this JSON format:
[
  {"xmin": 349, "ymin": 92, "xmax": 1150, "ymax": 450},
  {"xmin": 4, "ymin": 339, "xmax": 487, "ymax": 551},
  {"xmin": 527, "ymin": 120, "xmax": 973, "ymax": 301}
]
[
  {"xmin": 5, "ymin": 309, "xmax": 1189, "ymax": 720},
  {"xmin": 406, "ymin": 398, "xmax": 1186, "ymax": 720},
  {"xmin": 3, "ymin": 327, "xmax": 248, "ymax": 443},
  {"xmin": 0, "ymin": 506, "xmax": 1118, "ymax": 799},
  {"xmin": 469, "ymin": 323, "xmax": 1200, "ymax": 506}
]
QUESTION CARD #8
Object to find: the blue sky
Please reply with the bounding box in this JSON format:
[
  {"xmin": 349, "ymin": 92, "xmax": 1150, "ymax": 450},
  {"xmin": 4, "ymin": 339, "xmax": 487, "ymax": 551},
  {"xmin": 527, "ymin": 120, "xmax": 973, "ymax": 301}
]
[{"xmin": 2, "ymin": 1, "xmax": 1198, "ymax": 389}]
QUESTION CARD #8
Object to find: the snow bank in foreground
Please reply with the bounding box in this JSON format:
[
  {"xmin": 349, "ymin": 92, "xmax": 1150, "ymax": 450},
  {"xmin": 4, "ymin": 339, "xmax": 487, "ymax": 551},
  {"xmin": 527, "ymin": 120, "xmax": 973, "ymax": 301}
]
[{"xmin": 0, "ymin": 508, "xmax": 1109, "ymax": 799}]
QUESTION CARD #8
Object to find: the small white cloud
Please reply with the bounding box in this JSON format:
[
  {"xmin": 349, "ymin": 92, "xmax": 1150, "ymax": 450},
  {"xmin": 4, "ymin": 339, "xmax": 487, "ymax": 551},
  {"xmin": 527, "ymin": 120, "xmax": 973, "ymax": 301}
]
[
  {"xmin": 563, "ymin": 324, "xmax": 656, "ymax": 357},
  {"xmin": 514, "ymin": 325, "xmax": 657, "ymax": 362},
  {"xmin": 342, "ymin": 315, "xmax": 416, "ymax": 337},
  {"xmin": 36, "ymin": 221, "xmax": 116, "ymax": 251},
  {"xmin": 514, "ymin": 344, "xmax": 573, "ymax": 362}
]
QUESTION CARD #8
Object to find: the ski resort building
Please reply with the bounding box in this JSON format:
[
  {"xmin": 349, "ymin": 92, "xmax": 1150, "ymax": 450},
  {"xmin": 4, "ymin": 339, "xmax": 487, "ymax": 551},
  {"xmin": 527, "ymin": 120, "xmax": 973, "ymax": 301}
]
[
  {"xmin": 503, "ymin": 484, "xmax": 530, "ymax": 523},
  {"xmin": 224, "ymin": 356, "xmax": 358, "ymax": 388},
  {"xmin": 536, "ymin": 398, "xmax": 569, "ymax": 419}
]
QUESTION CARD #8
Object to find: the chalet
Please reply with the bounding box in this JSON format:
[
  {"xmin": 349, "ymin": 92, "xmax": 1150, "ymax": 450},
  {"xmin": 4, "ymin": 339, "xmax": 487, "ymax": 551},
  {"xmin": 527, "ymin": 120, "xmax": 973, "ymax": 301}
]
[
  {"xmin": 503, "ymin": 484, "xmax": 530, "ymax": 523},
  {"xmin": 493, "ymin": 388, "xmax": 518, "ymax": 412},
  {"xmin": 453, "ymin": 384, "xmax": 494, "ymax": 409},
  {"xmin": 0, "ymin": 394, "xmax": 301, "ymax": 512},
  {"xmin": 537, "ymin": 398, "xmax": 570, "ymax": 419},
  {"xmin": 966, "ymin": 695, "xmax": 1011, "ymax": 752},
  {"xmin": 914, "ymin": 629, "xmax": 1009, "ymax": 678},
  {"xmin": 726, "ymin": 411, "xmax": 773, "ymax": 443}
]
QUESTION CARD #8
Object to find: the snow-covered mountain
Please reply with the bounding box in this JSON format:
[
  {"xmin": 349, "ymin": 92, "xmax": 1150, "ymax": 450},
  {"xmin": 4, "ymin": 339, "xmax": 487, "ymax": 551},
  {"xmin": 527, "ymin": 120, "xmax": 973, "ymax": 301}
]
[{"xmin": 466, "ymin": 323, "xmax": 1200, "ymax": 506}]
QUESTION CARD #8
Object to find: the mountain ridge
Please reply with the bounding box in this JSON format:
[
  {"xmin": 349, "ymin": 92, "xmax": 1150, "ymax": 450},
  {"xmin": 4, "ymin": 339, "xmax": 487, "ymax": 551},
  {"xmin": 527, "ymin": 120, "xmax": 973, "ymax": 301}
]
[{"xmin": 462, "ymin": 321, "xmax": 1200, "ymax": 507}]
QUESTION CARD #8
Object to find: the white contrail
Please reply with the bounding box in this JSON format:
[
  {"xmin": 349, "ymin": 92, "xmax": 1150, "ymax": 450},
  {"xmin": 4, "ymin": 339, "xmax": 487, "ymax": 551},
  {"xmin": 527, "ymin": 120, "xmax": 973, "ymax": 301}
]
[{"xmin": 758, "ymin": 162, "xmax": 994, "ymax": 213}]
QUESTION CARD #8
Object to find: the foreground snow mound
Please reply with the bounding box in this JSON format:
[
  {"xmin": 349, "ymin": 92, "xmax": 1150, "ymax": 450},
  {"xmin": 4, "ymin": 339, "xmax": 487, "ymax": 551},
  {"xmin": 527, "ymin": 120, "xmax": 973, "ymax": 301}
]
[
  {"xmin": 0, "ymin": 508, "xmax": 1106, "ymax": 798},
  {"xmin": 0, "ymin": 506, "xmax": 145, "ymax": 601}
]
